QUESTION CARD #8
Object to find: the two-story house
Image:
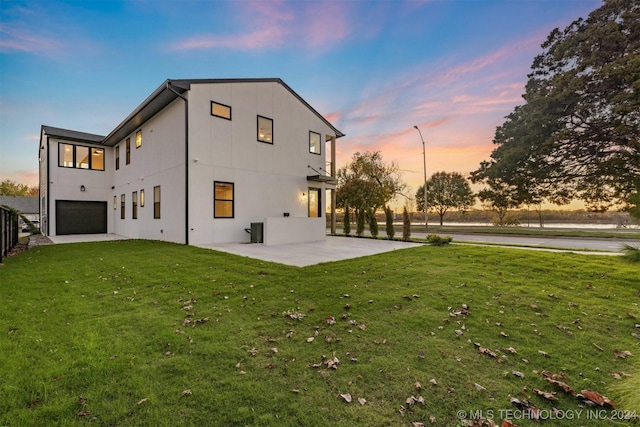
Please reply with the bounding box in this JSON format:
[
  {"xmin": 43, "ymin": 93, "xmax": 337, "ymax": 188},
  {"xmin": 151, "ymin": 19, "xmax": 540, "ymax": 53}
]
[{"xmin": 39, "ymin": 78, "xmax": 344, "ymax": 245}]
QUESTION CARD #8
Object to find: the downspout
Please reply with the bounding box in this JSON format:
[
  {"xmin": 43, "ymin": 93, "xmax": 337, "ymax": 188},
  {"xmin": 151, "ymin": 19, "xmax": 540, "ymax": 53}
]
[
  {"xmin": 166, "ymin": 81, "xmax": 189, "ymax": 245},
  {"xmin": 46, "ymin": 135, "xmax": 50, "ymax": 236}
]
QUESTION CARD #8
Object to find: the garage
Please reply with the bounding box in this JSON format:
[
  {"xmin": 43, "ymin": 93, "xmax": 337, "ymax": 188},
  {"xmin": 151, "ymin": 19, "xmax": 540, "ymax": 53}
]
[{"xmin": 55, "ymin": 200, "xmax": 107, "ymax": 235}]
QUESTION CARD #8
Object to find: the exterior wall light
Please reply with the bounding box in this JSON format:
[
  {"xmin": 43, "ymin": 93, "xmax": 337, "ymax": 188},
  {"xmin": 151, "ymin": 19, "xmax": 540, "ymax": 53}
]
[{"xmin": 80, "ymin": 185, "xmax": 86, "ymax": 192}]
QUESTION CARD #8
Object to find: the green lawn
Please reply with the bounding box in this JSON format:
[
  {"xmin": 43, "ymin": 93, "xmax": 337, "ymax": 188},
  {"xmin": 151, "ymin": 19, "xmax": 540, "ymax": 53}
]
[{"xmin": 1, "ymin": 240, "xmax": 638, "ymax": 426}]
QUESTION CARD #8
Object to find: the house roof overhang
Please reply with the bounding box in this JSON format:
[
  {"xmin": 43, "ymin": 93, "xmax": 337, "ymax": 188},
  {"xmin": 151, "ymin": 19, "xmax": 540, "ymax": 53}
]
[{"xmin": 101, "ymin": 78, "xmax": 344, "ymax": 147}]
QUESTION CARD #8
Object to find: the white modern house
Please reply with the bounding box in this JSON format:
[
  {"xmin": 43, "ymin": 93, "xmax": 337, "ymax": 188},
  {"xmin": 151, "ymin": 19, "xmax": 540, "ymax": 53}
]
[{"xmin": 39, "ymin": 78, "xmax": 344, "ymax": 245}]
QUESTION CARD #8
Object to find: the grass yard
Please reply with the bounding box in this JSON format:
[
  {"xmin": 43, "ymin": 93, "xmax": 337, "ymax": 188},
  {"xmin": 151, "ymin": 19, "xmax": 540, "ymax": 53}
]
[{"xmin": 1, "ymin": 239, "xmax": 639, "ymax": 426}]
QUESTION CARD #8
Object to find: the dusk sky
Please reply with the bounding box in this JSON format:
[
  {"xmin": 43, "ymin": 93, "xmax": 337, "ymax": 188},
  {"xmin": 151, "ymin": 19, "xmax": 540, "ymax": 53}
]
[{"xmin": 1, "ymin": 0, "xmax": 602, "ymax": 204}]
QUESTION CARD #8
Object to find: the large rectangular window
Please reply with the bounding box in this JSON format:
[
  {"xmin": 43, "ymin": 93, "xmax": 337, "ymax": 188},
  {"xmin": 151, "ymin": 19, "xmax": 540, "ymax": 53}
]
[
  {"xmin": 257, "ymin": 116, "xmax": 273, "ymax": 144},
  {"xmin": 309, "ymin": 131, "xmax": 321, "ymax": 154},
  {"xmin": 132, "ymin": 191, "xmax": 138, "ymax": 219},
  {"xmin": 308, "ymin": 188, "xmax": 321, "ymax": 218},
  {"xmin": 214, "ymin": 181, "xmax": 234, "ymax": 218},
  {"xmin": 120, "ymin": 194, "xmax": 125, "ymax": 219},
  {"xmin": 211, "ymin": 101, "xmax": 231, "ymax": 120},
  {"xmin": 58, "ymin": 143, "xmax": 104, "ymax": 170},
  {"xmin": 126, "ymin": 138, "xmax": 131, "ymax": 165},
  {"xmin": 153, "ymin": 186, "xmax": 161, "ymax": 219},
  {"xmin": 135, "ymin": 130, "xmax": 142, "ymax": 148}
]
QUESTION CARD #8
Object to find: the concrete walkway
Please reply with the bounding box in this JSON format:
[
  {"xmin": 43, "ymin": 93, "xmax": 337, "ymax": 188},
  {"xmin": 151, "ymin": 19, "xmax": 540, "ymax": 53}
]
[{"xmin": 196, "ymin": 237, "xmax": 420, "ymax": 267}]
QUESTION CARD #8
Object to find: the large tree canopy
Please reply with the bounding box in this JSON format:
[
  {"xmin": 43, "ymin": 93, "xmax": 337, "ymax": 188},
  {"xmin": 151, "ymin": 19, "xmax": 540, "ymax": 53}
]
[
  {"xmin": 416, "ymin": 171, "xmax": 475, "ymax": 225},
  {"xmin": 336, "ymin": 151, "xmax": 406, "ymax": 215},
  {"xmin": 472, "ymin": 0, "xmax": 639, "ymax": 212}
]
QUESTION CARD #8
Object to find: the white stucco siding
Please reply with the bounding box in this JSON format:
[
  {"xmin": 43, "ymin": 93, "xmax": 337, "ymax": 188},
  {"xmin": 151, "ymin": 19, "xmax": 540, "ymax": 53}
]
[
  {"xmin": 186, "ymin": 81, "xmax": 336, "ymax": 245},
  {"xmin": 110, "ymin": 100, "xmax": 186, "ymax": 243},
  {"xmin": 44, "ymin": 137, "xmax": 114, "ymax": 236}
]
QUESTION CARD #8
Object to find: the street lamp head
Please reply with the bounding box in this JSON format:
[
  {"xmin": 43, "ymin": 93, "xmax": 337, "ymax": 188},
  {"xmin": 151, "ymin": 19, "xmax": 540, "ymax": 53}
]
[{"xmin": 413, "ymin": 125, "xmax": 419, "ymax": 130}]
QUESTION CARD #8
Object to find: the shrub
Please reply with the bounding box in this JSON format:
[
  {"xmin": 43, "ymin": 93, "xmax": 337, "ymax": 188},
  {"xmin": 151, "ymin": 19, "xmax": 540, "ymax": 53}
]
[
  {"xmin": 368, "ymin": 209, "xmax": 379, "ymax": 238},
  {"xmin": 402, "ymin": 206, "xmax": 411, "ymax": 241},
  {"xmin": 343, "ymin": 207, "xmax": 351, "ymax": 236},
  {"xmin": 356, "ymin": 208, "xmax": 365, "ymax": 237},
  {"xmin": 622, "ymin": 244, "xmax": 640, "ymax": 263},
  {"xmin": 385, "ymin": 206, "xmax": 395, "ymax": 240},
  {"xmin": 427, "ymin": 234, "xmax": 452, "ymax": 246}
]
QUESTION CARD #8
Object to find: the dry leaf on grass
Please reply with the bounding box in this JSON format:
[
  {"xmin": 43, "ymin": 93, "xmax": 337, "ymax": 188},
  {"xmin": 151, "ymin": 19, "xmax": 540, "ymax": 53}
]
[
  {"xmin": 579, "ymin": 389, "xmax": 616, "ymax": 407},
  {"xmin": 532, "ymin": 388, "xmax": 557, "ymax": 401},
  {"xmin": 614, "ymin": 349, "xmax": 632, "ymax": 358},
  {"xmin": 340, "ymin": 393, "xmax": 352, "ymax": 403}
]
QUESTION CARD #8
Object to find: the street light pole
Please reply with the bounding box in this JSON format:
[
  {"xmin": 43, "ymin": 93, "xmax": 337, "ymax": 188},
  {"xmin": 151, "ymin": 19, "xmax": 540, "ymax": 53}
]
[{"xmin": 413, "ymin": 125, "xmax": 428, "ymax": 228}]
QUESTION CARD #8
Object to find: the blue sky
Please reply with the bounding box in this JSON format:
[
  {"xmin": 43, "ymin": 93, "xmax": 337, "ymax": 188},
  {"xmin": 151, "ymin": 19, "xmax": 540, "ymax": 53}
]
[{"xmin": 0, "ymin": 0, "xmax": 601, "ymax": 199}]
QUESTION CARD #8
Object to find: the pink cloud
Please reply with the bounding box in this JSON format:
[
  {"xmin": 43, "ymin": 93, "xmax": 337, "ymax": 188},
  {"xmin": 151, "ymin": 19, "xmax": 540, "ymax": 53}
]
[
  {"xmin": 0, "ymin": 24, "xmax": 65, "ymax": 55},
  {"xmin": 169, "ymin": 0, "xmax": 351, "ymax": 52}
]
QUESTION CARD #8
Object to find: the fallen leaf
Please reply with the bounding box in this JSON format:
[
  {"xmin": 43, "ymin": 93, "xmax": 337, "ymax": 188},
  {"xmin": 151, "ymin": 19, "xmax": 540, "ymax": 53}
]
[
  {"xmin": 181, "ymin": 389, "xmax": 192, "ymax": 396},
  {"xmin": 412, "ymin": 423, "xmax": 425, "ymax": 427},
  {"xmin": 76, "ymin": 410, "xmax": 91, "ymax": 417},
  {"xmin": 429, "ymin": 378, "xmax": 437, "ymax": 386},
  {"xmin": 414, "ymin": 381, "xmax": 422, "ymax": 390},
  {"xmin": 358, "ymin": 397, "xmax": 366, "ymax": 405},
  {"xmin": 512, "ymin": 371, "xmax": 525, "ymax": 379},
  {"xmin": 614, "ymin": 349, "xmax": 632, "ymax": 358},
  {"xmin": 136, "ymin": 398, "xmax": 148, "ymax": 405},
  {"xmin": 580, "ymin": 389, "xmax": 616, "ymax": 407},
  {"xmin": 340, "ymin": 393, "xmax": 352, "ymax": 403},
  {"xmin": 429, "ymin": 415, "xmax": 437, "ymax": 423},
  {"xmin": 474, "ymin": 383, "xmax": 487, "ymax": 392},
  {"xmin": 502, "ymin": 420, "xmax": 518, "ymax": 427},
  {"xmin": 532, "ymin": 388, "xmax": 557, "ymax": 401},
  {"xmin": 306, "ymin": 337, "xmax": 315, "ymax": 343},
  {"xmin": 509, "ymin": 396, "xmax": 540, "ymax": 420},
  {"xmin": 538, "ymin": 350, "xmax": 549, "ymax": 357}
]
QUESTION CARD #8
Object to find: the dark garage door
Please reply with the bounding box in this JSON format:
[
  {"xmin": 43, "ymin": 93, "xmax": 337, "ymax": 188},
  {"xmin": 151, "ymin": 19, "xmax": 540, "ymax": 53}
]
[{"xmin": 56, "ymin": 200, "xmax": 107, "ymax": 235}]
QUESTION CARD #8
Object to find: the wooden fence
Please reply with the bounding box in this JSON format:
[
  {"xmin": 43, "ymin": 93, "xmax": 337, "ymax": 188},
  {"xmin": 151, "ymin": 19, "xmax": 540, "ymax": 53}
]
[{"xmin": 1, "ymin": 206, "xmax": 19, "ymax": 263}]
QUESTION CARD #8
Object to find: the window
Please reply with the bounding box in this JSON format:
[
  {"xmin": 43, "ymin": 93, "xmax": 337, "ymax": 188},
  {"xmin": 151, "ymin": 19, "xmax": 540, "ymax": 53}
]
[
  {"xmin": 132, "ymin": 191, "xmax": 138, "ymax": 219},
  {"xmin": 140, "ymin": 189, "xmax": 145, "ymax": 207},
  {"xmin": 120, "ymin": 194, "xmax": 125, "ymax": 219},
  {"xmin": 113, "ymin": 195, "xmax": 117, "ymax": 210},
  {"xmin": 257, "ymin": 116, "xmax": 273, "ymax": 144},
  {"xmin": 135, "ymin": 130, "xmax": 142, "ymax": 148},
  {"xmin": 91, "ymin": 148, "xmax": 104, "ymax": 170},
  {"xmin": 309, "ymin": 131, "xmax": 321, "ymax": 154},
  {"xmin": 126, "ymin": 138, "xmax": 131, "ymax": 165},
  {"xmin": 59, "ymin": 144, "xmax": 74, "ymax": 167},
  {"xmin": 211, "ymin": 101, "xmax": 231, "ymax": 120},
  {"xmin": 115, "ymin": 145, "xmax": 120, "ymax": 170},
  {"xmin": 214, "ymin": 181, "xmax": 234, "ymax": 218},
  {"xmin": 308, "ymin": 188, "xmax": 321, "ymax": 218},
  {"xmin": 153, "ymin": 186, "xmax": 161, "ymax": 219},
  {"xmin": 58, "ymin": 143, "xmax": 104, "ymax": 170}
]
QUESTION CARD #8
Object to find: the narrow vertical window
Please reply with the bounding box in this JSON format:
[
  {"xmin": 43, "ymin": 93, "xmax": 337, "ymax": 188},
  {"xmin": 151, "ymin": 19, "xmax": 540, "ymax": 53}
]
[
  {"xmin": 309, "ymin": 131, "xmax": 321, "ymax": 154},
  {"xmin": 153, "ymin": 186, "xmax": 161, "ymax": 219},
  {"xmin": 59, "ymin": 143, "xmax": 74, "ymax": 167},
  {"xmin": 115, "ymin": 145, "xmax": 120, "ymax": 170},
  {"xmin": 120, "ymin": 194, "xmax": 125, "ymax": 219},
  {"xmin": 257, "ymin": 116, "xmax": 273, "ymax": 144},
  {"xmin": 214, "ymin": 181, "xmax": 234, "ymax": 218},
  {"xmin": 135, "ymin": 130, "xmax": 142, "ymax": 148},
  {"xmin": 132, "ymin": 191, "xmax": 138, "ymax": 219},
  {"xmin": 140, "ymin": 189, "xmax": 145, "ymax": 207},
  {"xmin": 308, "ymin": 188, "xmax": 321, "ymax": 218},
  {"xmin": 126, "ymin": 138, "xmax": 131, "ymax": 165},
  {"xmin": 91, "ymin": 148, "xmax": 104, "ymax": 170},
  {"xmin": 76, "ymin": 146, "xmax": 89, "ymax": 169},
  {"xmin": 113, "ymin": 195, "xmax": 117, "ymax": 210}
]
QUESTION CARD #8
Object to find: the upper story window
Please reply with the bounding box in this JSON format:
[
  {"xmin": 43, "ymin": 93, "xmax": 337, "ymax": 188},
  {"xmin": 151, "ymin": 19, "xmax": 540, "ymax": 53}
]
[
  {"xmin": 58, "ymin": 143, "xmax": 104, "ymax": 171},
  {"xmin": 115, "ymin": 145, "xmax": 120, "ymax": 170},
  {"xmin": 140, "ymin": 189, "xmax": 145, "ymax": 207},
  {"xmin": 126, "ymin": 138, "xmax": 131, "ymax": 165},
  {"xmin": 211, "ymin": 101, "xmax": 231, "ymax": 120},
  {"xmin": 135, "ymin": 130, "xmax": 142, "ymax": 148},
  {"xmin": 257, "ymin": 116, "xmax": 273, "ymax": 144},
  {"xmin": 309, "ymin": 131, "xmax": 321, "ymax": 154}
]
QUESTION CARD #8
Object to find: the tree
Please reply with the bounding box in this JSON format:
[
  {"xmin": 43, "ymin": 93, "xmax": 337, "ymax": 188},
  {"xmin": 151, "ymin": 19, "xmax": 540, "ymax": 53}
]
[
  {"xmin": 476, "ymin": 178, "xmax": 520, "ymax": 226},
  {"xmin": 402, "ymin": 206, "xmax": 411, "ymax": 241},
  {"xmin": 416, "ymin": 172, "xmax": 475, "ymax": 225},
  {"xmin": 0, "ymin": 179, "xmax": 37, "ymax": 196},
  {"xmin": 368, "ymin": 209, "xmax": 378, "ymax": 237},
  {"xmin": 343, "ymin": 207, "xmax": 351, "ymax": 236},
  {"xmin": 385, "ymin": 206, "xmax": 395, "ymax": 240},
  {"xmin": 356, "ymin": 208, "xmax": 365, "ymax": 237},
  {"xmin": 472, "ymin": 0, "xmax": 640, "ymax": 211},
  {"xmin": 336, "ymin": 151, "xmax": 407, "ymax": 235}
]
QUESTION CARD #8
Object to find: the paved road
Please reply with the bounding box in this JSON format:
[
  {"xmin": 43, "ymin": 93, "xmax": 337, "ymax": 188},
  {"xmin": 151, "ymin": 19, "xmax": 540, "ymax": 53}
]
[{"xmin": 411, "ymin": 231, "xmax": 638, "ymax": 253}]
